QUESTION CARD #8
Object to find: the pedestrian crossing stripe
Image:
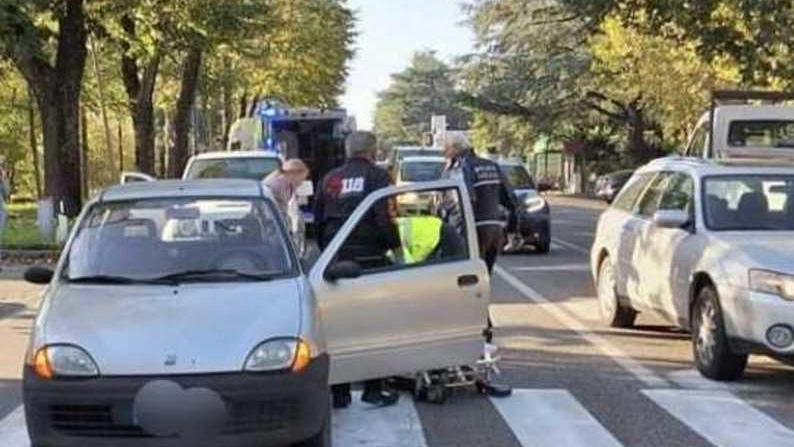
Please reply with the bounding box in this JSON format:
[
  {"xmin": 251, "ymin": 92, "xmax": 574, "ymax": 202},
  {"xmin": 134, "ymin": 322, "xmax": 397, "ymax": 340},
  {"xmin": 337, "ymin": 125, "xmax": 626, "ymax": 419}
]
[
  {"xmin": 491, "ymin": 390, "xmax": 623, "ymax": 447},
  {"xmin": 2, "ymin": 388, "xmax": 794, "ymax": 447},
  {"xmin": 644, "ymin": 389, "xmax": 794, "ymax": 447}
]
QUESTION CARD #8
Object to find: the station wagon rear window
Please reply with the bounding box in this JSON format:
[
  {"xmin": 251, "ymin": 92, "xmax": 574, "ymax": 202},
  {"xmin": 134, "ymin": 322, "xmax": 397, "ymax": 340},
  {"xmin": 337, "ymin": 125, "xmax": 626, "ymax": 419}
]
[{"xmin": 64, "ymin": 197, "xmax": 295, "ymax": 282}]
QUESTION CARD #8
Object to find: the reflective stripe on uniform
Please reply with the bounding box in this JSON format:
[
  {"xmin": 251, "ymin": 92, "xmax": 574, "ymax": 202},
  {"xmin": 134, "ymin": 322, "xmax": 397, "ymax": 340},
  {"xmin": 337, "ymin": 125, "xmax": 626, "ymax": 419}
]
[
  {"xmin": 473, "ymin": 180, "xmax": 502, "ymax": 188},
  {"xmin": 476, "ymin": 220, "xmax": 507, "ymax": 228}
]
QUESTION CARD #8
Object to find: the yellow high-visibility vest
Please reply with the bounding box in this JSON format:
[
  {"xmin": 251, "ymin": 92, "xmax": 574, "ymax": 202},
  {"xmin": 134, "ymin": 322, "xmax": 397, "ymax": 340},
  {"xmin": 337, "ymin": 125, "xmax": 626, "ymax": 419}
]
[{"xmin": 397, "ymin": 216, "xmax": 443, "ymax": 264}]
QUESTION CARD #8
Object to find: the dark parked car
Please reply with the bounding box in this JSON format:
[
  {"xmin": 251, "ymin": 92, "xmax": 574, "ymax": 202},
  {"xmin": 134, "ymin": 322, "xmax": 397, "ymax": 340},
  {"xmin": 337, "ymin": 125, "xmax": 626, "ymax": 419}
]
[
  {"xmin": 594, "ymin": 170, "xmax": 634, "ymax": 203},
  {"xmin": 498, "ymin": 160, "xmax": 551, "ymax": 254}
]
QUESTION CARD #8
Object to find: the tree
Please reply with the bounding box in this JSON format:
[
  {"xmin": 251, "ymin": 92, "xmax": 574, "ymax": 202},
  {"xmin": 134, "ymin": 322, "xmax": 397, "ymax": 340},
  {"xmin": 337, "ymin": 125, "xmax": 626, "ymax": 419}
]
[
  {"xmin": 374, "ymin": 51, "xmax": 471, "ymax": 150},
  {"xmin": 0, "ymin": 0, "xmax": 89, "ymax": 216}
]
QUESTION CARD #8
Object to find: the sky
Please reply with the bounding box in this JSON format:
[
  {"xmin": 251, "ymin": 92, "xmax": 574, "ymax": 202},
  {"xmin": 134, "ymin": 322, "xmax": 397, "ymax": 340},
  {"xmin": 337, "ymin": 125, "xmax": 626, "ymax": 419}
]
[{"xmin": 341, "ymin": 0, "xmax": 475, "ymax": 130}]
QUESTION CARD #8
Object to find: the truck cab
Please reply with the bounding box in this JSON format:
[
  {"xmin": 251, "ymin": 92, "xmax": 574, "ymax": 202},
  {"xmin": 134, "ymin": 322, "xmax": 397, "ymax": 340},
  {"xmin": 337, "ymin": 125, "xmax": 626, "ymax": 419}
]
[{"xmin": 685, "ymin": 90, "xmax": 794, "ymax": 161}]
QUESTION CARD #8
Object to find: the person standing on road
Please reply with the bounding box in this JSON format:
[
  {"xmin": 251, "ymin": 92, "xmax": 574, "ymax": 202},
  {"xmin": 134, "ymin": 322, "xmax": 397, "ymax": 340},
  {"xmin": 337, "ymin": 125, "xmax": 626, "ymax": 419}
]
[
  {"xmin": 314, "ymin": 131, "xmax": 402, "ymax": 409},
  {"xmin": 443, "ymin": 133, "xmax": 517, "ymax": 343},
  {"xmin": 262, "ymin": 158, "xmax": 310, "ymax": 217},
  {"xmin": 0, "ymin": 158, "xmax": 9, "ymax": 272}
]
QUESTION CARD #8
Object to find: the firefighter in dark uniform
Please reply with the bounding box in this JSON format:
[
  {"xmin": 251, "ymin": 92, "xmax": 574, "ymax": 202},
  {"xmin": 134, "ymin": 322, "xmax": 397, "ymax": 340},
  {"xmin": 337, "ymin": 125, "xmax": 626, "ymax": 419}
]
[
  {"xmin": 443, "ymin": 133, "xmax": 517, "ymax": 341},
  {"xmin": 314, "ymin": 131, "xmax": 402, "ymax": 409}
]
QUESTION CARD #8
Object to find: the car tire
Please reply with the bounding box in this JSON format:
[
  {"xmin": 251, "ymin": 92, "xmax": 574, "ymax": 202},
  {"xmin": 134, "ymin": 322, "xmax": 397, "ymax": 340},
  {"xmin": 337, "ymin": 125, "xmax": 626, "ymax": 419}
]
[
  {"xmin": 535, "ymin": 229, "xmax": 551, "ymax": 254},
  {"xmin": 691, "ymin": 286, "xmax": 748, "ymax": 381},
  {"xmin": 597, "ymin": 258, "xmax": 637, "ymax": 328}
]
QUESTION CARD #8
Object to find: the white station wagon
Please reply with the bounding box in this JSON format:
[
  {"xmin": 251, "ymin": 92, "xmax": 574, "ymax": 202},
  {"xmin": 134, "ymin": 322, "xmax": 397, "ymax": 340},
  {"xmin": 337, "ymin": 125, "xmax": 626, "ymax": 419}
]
[{"xmin": 592, "ymin": 157, "xmax": 794, "ymax": 380}]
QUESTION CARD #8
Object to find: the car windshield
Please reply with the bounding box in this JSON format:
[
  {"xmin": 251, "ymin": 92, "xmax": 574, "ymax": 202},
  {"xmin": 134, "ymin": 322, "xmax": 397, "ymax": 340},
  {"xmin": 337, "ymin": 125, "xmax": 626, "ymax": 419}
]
[
  {"xmin": 400, "ymin": 161, "xmax": 445, "ymax": 182},
  {"xmin": 728, "ymin": 120, "xmax": 794, "ymax": 148},
  {"xmin": 501, "ymin": 165, "xmax": 535, "ymax": 189},
  {"xmin": 63, "ymin": 197, "xmax": 295, "ymax": 282},
  {"xmin": 704, "ymin": 175, "xmax": 794, "ymax": 231},
  {"xmin": 184, "ymin": 158, "xmax": 281, "ymax": 180}
]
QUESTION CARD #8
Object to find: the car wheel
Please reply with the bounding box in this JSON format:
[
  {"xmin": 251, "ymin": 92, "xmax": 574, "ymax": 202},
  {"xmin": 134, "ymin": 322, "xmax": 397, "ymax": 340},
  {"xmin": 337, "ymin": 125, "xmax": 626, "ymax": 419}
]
[
  {"xmin": 691, "ymin": 286, "xmax": 748, "ymax": 381},
  {"xmin": 535, "ymin": 229, "xmax": 551, "ymax": 254},
  {"xmin": 597, "ymin": 258, "xmax": 637, "ymax": 328}
]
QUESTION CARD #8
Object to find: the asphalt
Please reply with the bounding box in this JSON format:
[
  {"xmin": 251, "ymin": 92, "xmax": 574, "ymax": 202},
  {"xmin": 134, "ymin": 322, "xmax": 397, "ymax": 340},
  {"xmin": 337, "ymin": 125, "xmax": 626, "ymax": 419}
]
[{"xmin": 1, "ymin": 196, "xmax": 793, "ymax": 446}]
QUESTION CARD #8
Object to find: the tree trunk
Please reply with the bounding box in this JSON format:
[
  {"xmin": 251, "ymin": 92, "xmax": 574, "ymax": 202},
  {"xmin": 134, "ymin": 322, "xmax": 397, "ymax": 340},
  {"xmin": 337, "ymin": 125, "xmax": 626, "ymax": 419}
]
[
  {"xmin": 238, "ymin": 91, "xmax": 248, "ymax": 119},
  {"xmin": 27, "ymin": 89, "xmax": 42, "ymax": 199},
  {"xmin": 626, "ymin": 106, "xmax": 653, "ymax": 165},
  {"xmin": 170, "ymin": 48, "xmax": 203, "ymax": 178},
  {"xmin": 117, "ymin": 119, "xmax": 124, "ymax": 173},
  {"xmin": 14, "ymin": 0, "xmax": 87, "ymax": 217},
  {"xmin": 120, "ymin": 15, "xmax": 161, "ymax": 176},
  {"xmin": 89, "ymin": 37, "xmax": 114, "ymax": 176},
  {"xmin": 80, "ymin": 106, "xmax": 89, "ymax": 198}
]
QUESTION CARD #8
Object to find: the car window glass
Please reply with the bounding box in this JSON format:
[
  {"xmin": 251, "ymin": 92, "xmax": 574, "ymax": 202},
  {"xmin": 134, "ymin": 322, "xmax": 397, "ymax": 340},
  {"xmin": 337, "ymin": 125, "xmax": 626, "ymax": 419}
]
[
  {"xmin": 704, "ymin": 175, "xmax": 794, "ymax": 230},
  {"xmin": 400, "ymin": 161, "xmax": 445, "ymax": 182},
  {"xmin": 659, "ymin": 173, "xmax": 694, "ymax": 212},
  {"xmin": 612, "ymin": 173, "xmax": 654, "ymax": 212},
  {"xmin": 331, "ymin": 186, "xmax": 469, "ymax": 274},
  {"xmin": 728, "ymin": 120, "xmax": 794, "ymax": 148},
  {"xmin": 636, "ymin": 173, "xmax": 670, "ymax": 217},
  {"xmin": 185, "ymin": 158, "xmax": 281, "ymax": 180},
  {"xmin": 64, "ymin": 198, "xmax": 295, "ymax": 281},
  {"xmin": 687, "ymin": 124, "xmax": 708, "ymax": 156}
]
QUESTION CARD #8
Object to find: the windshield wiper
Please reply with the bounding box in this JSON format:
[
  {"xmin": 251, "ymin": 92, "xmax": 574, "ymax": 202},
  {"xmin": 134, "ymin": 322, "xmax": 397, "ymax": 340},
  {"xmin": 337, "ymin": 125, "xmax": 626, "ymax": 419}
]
[
  {"xmin": 153, "ymin": 269, "xmax": 279, "ymax": 283},
  {"xmin": 66, "ymin": 275, "xmax": 176, "ymax": 286}
]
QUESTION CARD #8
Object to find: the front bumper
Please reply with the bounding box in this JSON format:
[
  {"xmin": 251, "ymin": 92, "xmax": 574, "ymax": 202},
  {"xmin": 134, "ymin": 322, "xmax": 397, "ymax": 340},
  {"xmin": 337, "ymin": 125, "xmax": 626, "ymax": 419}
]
[
  {"xmin": 722, "ymin": 286, "xmax": 794, "ymax": 356},
  {"xmin": 24, "ymin": 354, "xmax": 329, "ymax": 447}
]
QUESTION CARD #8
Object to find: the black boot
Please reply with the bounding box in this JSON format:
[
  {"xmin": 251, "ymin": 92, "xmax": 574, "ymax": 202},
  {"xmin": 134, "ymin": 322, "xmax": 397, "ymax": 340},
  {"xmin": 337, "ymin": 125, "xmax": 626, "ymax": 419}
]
[
  {"xmin": 361, "ymin": 380, "xmax": 399, "ymax": 407},
  {"xmin": 332, "ymin": 384, "xmax": 352, "ymax": 409}
]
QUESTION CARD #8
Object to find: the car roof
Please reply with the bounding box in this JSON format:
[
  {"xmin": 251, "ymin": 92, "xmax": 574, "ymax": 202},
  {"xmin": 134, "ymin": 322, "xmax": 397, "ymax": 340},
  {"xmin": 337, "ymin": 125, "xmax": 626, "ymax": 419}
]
[
  {"xmin": 639, "ymin": 156, "xmax": 794, "ymax": 177},
  {"xmin": 189, "ymin": 150, "xmax": 281, "ymax": 160},
  {"xmin": 401, "ymin": 156, "xmax": 446, "ymax": 163},
  {"xmin": 394, "ymin": 146, "xmax": 441, "ymax": 152},
  {"xmin": 100, "ymin": 179, "xmax": 270, "ymax": 203}
]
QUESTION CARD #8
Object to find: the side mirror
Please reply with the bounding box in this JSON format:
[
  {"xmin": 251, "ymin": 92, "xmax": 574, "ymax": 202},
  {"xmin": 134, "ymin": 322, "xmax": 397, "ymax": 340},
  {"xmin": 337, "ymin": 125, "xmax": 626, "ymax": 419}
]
[
  {"xmin": 653, "ymin": 209, "xmax": 691, "ymax": 229},
  {"xmin": 324, "ymin": 261, "xmax": 363, "ymax": 282},
  {"xmin": 25, "ymin": 266, "xmax": 54, "ymax": 285}
]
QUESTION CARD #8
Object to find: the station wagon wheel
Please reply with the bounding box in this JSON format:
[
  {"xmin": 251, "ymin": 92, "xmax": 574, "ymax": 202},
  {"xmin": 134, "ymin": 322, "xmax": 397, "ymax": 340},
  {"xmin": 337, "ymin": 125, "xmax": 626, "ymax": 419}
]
[
  {"xmin": 597, "ymin": 257, "xmax": 637, "ymax": 328},
  {"xmin": 691, "ymin": 286, "xmax": 748, "ymax": 381}
]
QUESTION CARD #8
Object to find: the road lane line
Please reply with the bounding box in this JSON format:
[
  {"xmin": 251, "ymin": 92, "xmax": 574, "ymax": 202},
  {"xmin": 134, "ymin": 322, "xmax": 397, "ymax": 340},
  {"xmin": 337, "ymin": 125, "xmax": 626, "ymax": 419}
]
[
  {"xmin": 491, "ymin": 389, "xmax": 624, "ymax": 447},
  {"xmin": 511, "ymin": 263, "xmax": 590, "ymax": 272},
  {"xmin": 644, "ymin": 389, "xmax": 794, "ymax": 447},
  {"xmin": 333, "ymin": 391, "xmax": 428, "ymax": 447},
  {"xmin": 494, "ymin": 266, "xmax": 670, "ymax": 388},
  {"xmin": 0, "ymin": 405, "xmax": 28, "ymax": 447},
  {"xmin": 551, "ymin": 238, "xmax": 591, "ymax": 255}
]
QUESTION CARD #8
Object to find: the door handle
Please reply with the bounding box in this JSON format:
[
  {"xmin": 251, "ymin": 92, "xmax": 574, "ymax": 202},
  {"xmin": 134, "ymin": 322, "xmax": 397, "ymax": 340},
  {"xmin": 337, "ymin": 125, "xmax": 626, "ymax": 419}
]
[{"xmin": 458, "ymin": 275, "xmax": 479, "ymax": 287}]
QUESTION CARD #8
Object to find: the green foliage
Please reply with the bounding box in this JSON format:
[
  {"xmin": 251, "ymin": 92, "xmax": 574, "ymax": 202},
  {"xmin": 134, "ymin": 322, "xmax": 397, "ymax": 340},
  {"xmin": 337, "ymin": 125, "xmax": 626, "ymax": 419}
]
[
  {"xmin": 3, "ymin": 202, "xmax": 58, "ymax": 249},
  {"xmin": 374, "ymin": 51, "xmax": 471, "ymax": 150}
]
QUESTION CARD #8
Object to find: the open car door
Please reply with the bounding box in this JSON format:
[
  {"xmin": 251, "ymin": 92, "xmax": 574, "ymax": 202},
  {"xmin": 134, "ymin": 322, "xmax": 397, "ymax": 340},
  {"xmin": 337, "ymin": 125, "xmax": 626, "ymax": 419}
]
[{"xmin": 309, "ymin": 179, "xmax": 489, "ymax": 385}]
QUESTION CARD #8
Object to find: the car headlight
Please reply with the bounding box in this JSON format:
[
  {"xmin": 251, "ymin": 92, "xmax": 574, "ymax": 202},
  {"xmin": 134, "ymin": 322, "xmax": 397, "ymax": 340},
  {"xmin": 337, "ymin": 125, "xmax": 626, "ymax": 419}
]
[
  {"xmin": 244, "ymin": 338, "xmax": 311, "ymax": 373},
  {"xmin": 524, "ymin": 196, "xmax": 547, "ymax": 213},
  {"xmin": 749, "ymin": 269, "xmax": 794, "ymax": 301},
  {"xmin": 31, "ymin": 345, "xmax": 99, "ymax": 379}
]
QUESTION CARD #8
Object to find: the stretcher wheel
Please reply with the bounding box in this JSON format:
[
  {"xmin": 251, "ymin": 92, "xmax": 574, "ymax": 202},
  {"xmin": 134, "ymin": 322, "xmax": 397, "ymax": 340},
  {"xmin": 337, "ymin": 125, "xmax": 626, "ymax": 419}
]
[
  {"xmin": 426, "ymin": 384, "xmax": 448, "ymax": 404},
  {"xmin": 483, "ymin": 382, "xmax": 512, "ymax": 398}
]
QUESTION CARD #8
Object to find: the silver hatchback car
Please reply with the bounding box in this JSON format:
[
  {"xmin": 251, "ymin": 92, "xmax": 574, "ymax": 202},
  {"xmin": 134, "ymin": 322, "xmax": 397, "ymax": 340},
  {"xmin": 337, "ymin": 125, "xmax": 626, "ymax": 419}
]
[{"xmin": 22, "ymin": 178, "xmax": 489, "ymax": 447}]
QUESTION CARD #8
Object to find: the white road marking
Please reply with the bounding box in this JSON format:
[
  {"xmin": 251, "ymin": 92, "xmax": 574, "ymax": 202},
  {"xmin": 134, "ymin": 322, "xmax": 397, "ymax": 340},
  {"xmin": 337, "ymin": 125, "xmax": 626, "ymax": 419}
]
[
  {"xmin": 491, "ymin": 390, "xmax": 623, "ymax": 447},
  {"xmin": 333, "ymin": 391, "xmax": 428, "ymax": 447},
  {"xmin": 551, "ymin": 238, "xmax": 591, "ymax": 254},
  {"xmin": 0, "ymin": 405, "xmax": 28, "ymax": 447},
  {"xmin": 511, "ymin": 263, "xmax": 591, "ymax": 272},
  {"xmin": 494, "ymin": 266, "xmax": 670, "ymax": 388},
  {"xmin": 644, "ymin": 389, "xmax": 794, "ymax": 447}
]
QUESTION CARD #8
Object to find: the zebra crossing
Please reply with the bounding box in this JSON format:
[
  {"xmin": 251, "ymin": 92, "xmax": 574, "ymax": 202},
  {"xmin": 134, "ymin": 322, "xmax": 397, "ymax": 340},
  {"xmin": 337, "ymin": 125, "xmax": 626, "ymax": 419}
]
[{"xmin": 1, "ymin": 384, "xmax": 792, "ymax": 447}]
